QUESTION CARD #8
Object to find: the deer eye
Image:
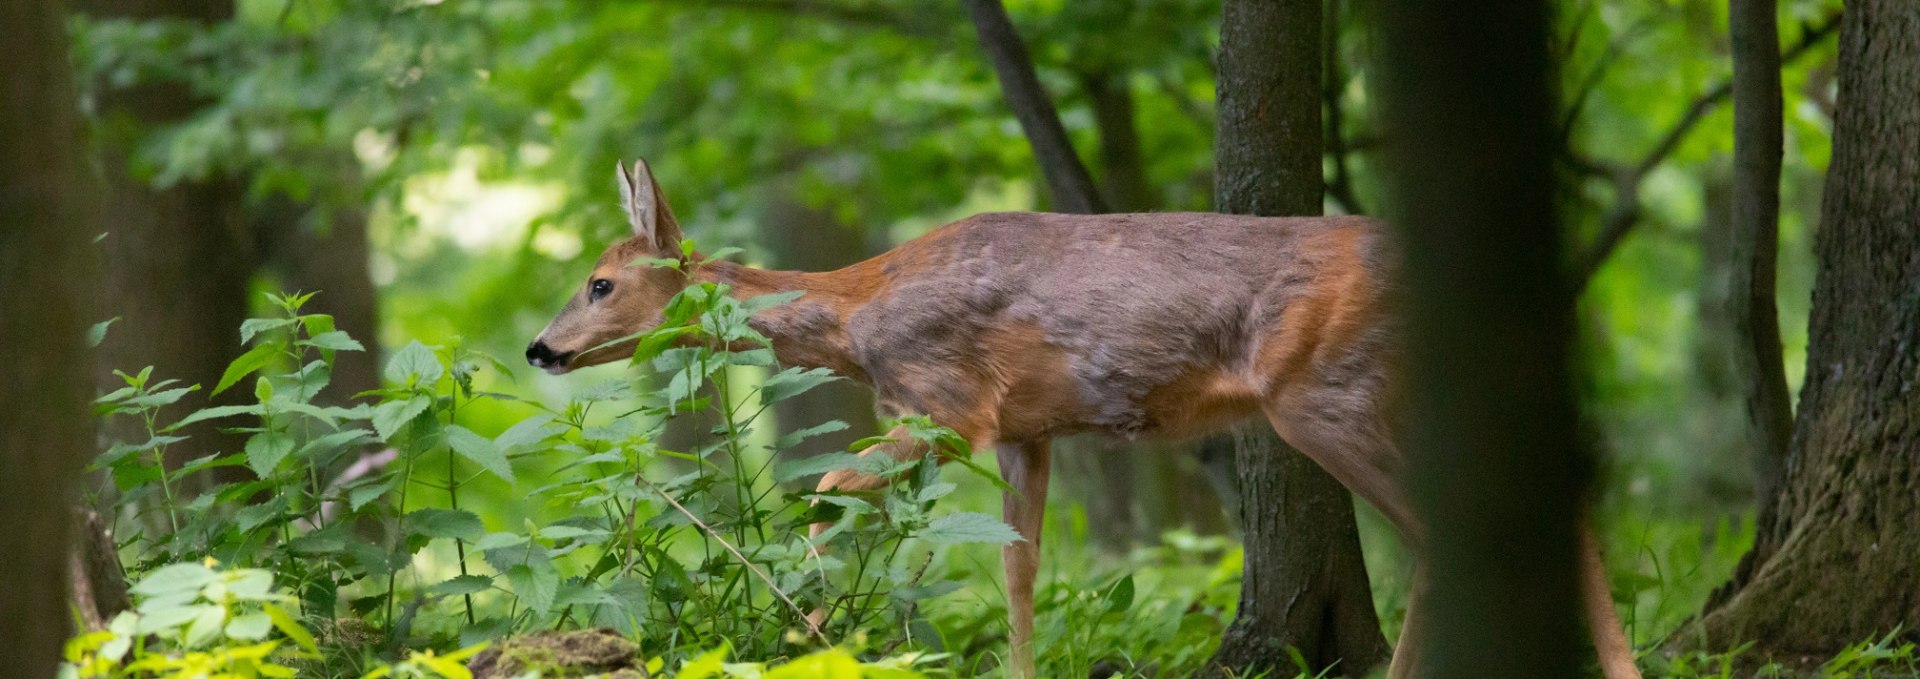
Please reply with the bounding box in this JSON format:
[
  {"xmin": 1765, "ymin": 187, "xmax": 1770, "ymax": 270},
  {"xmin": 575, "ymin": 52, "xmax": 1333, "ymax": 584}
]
[{"xmin": 589, "ymin": 279, "xmax": 613, "ymax": 302}]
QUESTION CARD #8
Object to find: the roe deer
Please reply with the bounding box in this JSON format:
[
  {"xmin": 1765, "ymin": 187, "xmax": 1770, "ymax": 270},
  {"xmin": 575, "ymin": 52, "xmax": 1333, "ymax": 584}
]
[{"xmin": 528, "ymin": 159, "xmax": 1642, "ymax": 679}]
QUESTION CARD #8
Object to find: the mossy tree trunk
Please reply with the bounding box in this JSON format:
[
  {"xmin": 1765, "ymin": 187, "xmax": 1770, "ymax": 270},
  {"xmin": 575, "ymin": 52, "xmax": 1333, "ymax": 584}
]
[{"xmin": 1695, "ymin": 0, "xmax": 1920, "ymax": 654}]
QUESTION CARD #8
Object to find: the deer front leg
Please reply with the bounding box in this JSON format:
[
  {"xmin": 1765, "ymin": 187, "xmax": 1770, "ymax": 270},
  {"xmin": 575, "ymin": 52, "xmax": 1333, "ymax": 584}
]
[
  {"xmin": 803, "ymin": 423, "xmax": 962, "ymax": 629},
  {"xmin": 997, "ymin": 440, "xmax": 1051, "ymax": 679}
]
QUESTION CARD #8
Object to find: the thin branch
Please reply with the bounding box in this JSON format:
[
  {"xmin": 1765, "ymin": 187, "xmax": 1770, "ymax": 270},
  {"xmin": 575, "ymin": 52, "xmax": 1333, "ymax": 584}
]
[
  {"xmin": 964, "ymin": 0, "xmax": 1107, "ymax": 213},
  {"xmin": 1569, "ymin": 13, "xmax": 1840, "ymax": 294},
  {"xmin": 636, "ymin": 475, "xmax": 831, "ymax": 644}
]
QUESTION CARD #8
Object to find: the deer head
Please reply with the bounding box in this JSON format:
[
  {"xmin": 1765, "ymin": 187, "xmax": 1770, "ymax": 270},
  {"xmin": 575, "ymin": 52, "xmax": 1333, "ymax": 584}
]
[{"xmin": 526, "ymin": 158, "xmax": 689, "ymax": 374}]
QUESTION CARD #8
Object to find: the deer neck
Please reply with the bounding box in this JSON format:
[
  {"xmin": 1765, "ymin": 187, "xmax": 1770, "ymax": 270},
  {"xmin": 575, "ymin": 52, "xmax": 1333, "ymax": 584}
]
[{"xmin": 696, "ymin": 258, "xmax": 873, "ymax": 381}]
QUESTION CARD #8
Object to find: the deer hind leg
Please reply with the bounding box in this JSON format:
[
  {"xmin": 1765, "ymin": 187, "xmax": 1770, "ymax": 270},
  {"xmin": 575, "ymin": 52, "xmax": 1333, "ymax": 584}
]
[
  {"xmin": 996, "ymin": 439, "xmax": 1051, "ymax": 679},
  {"xmin": 1262, "ymin": 387, "xmax": 1640, "ymax": 679}
]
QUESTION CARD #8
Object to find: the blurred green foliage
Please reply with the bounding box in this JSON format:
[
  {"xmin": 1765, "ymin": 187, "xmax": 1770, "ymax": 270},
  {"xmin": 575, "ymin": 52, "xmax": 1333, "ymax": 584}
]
[{"xmin": 67, "ymin": 0, "xmax": 1881, "ymax": 674}]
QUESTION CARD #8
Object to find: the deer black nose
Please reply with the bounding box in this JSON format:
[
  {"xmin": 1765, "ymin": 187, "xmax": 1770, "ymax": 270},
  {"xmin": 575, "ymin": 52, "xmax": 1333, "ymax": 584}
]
[{"xmin": 526, "ymin": 340, "xmax": 561, "ymax": 367}]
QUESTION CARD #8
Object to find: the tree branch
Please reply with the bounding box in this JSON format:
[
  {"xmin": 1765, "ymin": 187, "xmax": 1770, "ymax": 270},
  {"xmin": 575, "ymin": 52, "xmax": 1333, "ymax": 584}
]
[
  {"xmin": 1569, "ymin": 13, "xmax": 1840, "ymax": 294},
  {"xmin": 963, "ymin": 0, "xmax": 1106, "ymax": 214}
]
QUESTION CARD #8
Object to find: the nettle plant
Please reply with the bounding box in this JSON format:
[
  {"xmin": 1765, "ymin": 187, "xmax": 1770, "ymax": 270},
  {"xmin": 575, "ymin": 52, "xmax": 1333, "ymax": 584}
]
[{"xmin": 89, "ymin": 253, "xmax": 1015, "ymax": 673}]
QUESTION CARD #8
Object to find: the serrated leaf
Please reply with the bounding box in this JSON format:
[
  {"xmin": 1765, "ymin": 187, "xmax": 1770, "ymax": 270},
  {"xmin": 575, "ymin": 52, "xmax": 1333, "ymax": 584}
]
[
  {"xmin": 239, "ymin": 317, "xmax": 296, "ymax": 345},
  {"xmin": 166, "ymin": 404, "xmax": 262, "ymax": 432},
  {"xmin": 493, "ymin": 414, "xmax": 557, "ymax": 452},
  {"xmin": 371, "ymin": 395, "xmax": 431, "ymax": 441},
  {"xmin": 244, "ymin": 431, "xmax": 295, "ymax": 475},
  {"xmin": 302, "ymin": 330, "xmax": 364, "ymax": 352},
  {"xmin": 918, "ymin": 512, "xmax": 1022, "ymax": 546},
  {"xmin": 759, "ymin": 367, "xmax": 840, "ymax": 405},
  {"xmin": 384, "ymin": 340, "xmax": 441, "ymax": 386},
  {"xmin": 346, "ymin": 474, "xmax": 398, "ymax": 511},
  {"xmin": 214, "ymin": 343, "xmax": 282, "ymax": 396},
  {"xmin": 504, "ymin": 564, "xmax": 559, "ymax": 616},
  {"xmin": 405, "ymin": 508, "xmax": 484, "ymax": 542},
  {"xmin": 87, "ymin": 317, "xmax": 119, "ymax": 347},
  {"xmin": 775, "ymin": 420, "xmax": 851, "ymax": 450},
  {"xmin": 447, "ymin": 424, "xmax": 514, "ymax": 483},
  {"xmin": 773, "ymin": 452, "xmax": 865, "ymax": 483},
  {"xmin": 430, "ymin": 574, "xmax": 494, "ymax": 596}
]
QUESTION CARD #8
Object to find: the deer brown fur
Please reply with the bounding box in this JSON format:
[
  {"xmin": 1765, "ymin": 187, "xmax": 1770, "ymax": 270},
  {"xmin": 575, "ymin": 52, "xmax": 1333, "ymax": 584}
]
[{"xmin": 529, "ymin": 159, "xmax": 1642, "ymax": 679}]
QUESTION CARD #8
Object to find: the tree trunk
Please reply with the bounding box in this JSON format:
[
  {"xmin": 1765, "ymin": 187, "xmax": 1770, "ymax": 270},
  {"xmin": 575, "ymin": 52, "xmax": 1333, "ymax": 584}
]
[
  {"xmin": 1377, "ymin": 0, "xmax": 1593, "ymax": 675},
  {"xmin": 1207, "ymin": 0, "xmax": 1389, "ymax": 675},
  {"xmin": 1691, "ymin": 172, "xmax": 1759, "ymax": 506},
  {"xmin": 1725, "ymin": 0, "xmax": 1794, "ymax": 512},
  {"xmin": 258, "ymin": 192, "xmax": 383, "ymax": 401},
  {"xmin": 1694, "ymin": 0, "xmax": 1920, "ymax": 655},
  {"xmin": 0, "ymin": 0, "xmax": 103, "ymax": 673},
  {"xmin": 760, "ymin": 166, "xmax": 881, "ymax": 460},
  {"xmin": 87, "ymin": 0, "xmax": 253, "ymax": 480},
  {"xmin": 963, "ymin": 0, "xmax": 1106, "ymax": 215}
]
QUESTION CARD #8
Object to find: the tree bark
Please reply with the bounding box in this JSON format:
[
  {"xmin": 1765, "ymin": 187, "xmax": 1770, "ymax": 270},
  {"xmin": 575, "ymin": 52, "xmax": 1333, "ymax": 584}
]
[
  {"xmin": 1207, "ymin": 0, "xmax": 1389, "ymax": 675},
  {"xmin": 87, "ymin": 0, "xmax": 253, "ymax": 479},
  {"xmin": 1694, "ymin": 0, "xmax": 1920, "ymax": 655},
  {"xmin": 963, "ymin": 0, "xmax": 1107, "ymax": 215},
  {"xmin": 1377, "ymin": 0, "xmax": 1593, "ymax": 675},
  {"xmin": 1725, "ymin": 0, "xmax": 1795, "ymax": 514},
  {"xmin": 259, "ymin": 195, "xmax": 383, "ymax": 400},
  {"xmin": 0, "ymin": 0, "xmax": 103, "ymax": 673}
]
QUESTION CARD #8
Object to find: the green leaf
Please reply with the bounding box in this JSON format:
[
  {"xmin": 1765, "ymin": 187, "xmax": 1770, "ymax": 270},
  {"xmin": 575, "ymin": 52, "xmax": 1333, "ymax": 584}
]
[
  {"xmin": 493, "ymin": 414, "xmax": 559, "ymax": 452},
  {"xmin": 760, "ymin": 367, "xmax": 841, "ymax": 405},
  {"xmin": 346, "ymin": 474, "xmax": 398, "ymax": 511},
  {"xmin": 239, "ymin": 317, "xmax": 296, "ymax": 345},
  {"xmin": 263, "ymin": 603, "xmax": 316, "ymax": 653},
  {"xmin": 245, "ymin": 431, "xmax": 296, "ymax": 475},
  {"xmin": 917, "ymin": 512, "xmax": 1021, "ymax": 546},
  {"xmin": 225, "ymin": 612, "xmax": 272, "ymax": 640},
  {"xmin": 214, "ymin": 343, "xmax": 283, "ymax": 396},
  {"xmin": 131, "ymin": 562, "xmax": 216, "ymax": 596},
  {"xmin": 430, "ymin": 574, "xmax": 494, "ymax": 596},
  {"xmin": 743, "ymin": 289, "xmax": 805, "ymax": 314},
  {"xmin": 87, "ymin": 317, "xmax": 119, "ymax": 347},
  {"xmin": 384, "ymin": 340, "xmax": 441, "ymax": 386},
  {"xmin": 1103, "ymin": 574, "xmax": 1135, "ymax": 614},
  {"xmin": 405, "ymin": 508, "xmax": 485, "ymax": 542},
  {"xmin": 772, "ymin": 452, "xmax": 865, "ymax": 483},
  {"xmin": 183, "ymin": 604, "xmax": 227, "ymax": 647},
  {"xmin": 504, "ymin": 564, "xmax": 559, "ymax": 616},
  {"xmin": 165, "ymin": 404, "xmax": 262, "ymax": 432},
  {"xmin": 302, "ymin": 330, "xmax": 364, "ymax": 352},
  {"xmin": 775, "ymin": 420, "xmax": 850, "ymax": 450},
  {"xmin": 371, "ymin": 395, "xmax": 432, "ymax": 441},
  {"xmin": 447, "ymin": 424, "xmax": 515, "ymax": 483}
]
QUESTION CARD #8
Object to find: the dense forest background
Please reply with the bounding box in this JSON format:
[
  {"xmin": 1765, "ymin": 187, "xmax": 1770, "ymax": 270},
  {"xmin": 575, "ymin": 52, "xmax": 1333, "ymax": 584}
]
[{"xmin": 8, "ymin": 0, "xmax": 1919, "ymax": 676}]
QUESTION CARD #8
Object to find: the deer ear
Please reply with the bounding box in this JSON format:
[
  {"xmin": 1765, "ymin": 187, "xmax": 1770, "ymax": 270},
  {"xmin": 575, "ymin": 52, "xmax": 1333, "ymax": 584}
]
[{"xmin": 617, "ymin": 157, "xmax": 684, "ymax": 253}]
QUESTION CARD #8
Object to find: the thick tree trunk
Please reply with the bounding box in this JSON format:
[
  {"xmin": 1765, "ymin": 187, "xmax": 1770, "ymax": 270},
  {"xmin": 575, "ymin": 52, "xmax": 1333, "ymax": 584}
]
[
  {"xmin": 87, "ymin": 0, "xmax": 253, "ymax": 479},
  {"xmin": 0, "ymin": 0, "xmax": 103, "ymax": 673},
  {"xmin": 1725, "ymin": 0, "xmax": 1794, "ymax": 512},
  {"xmin": 1207, "ymin": 0, "xmax": 1389, "ymax": 675},
  {"xmin": 1695, "ymin": 0, "xmax": 1920, "ymax": 655},
  {"xmin": 1377, "ymin": 0, "xmax": 1593, "ymax": 676},
  {"xmin": 760, "ymin": 167, "xmax": 881, "ymax": 459},
  {"xmin": 963, "ymin": 0, "xmax": 1106, "ymax": 215}
]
